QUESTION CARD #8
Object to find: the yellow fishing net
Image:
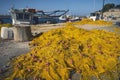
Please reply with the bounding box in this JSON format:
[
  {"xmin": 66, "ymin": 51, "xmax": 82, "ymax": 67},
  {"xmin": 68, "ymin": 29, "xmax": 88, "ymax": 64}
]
[
  {"xmin": 69, "ymin": 19, "xmax": 112, "ymax": 26},
  {"xmin": 5, "ymin": 25, "xmax": 120, "ymax": 80}
]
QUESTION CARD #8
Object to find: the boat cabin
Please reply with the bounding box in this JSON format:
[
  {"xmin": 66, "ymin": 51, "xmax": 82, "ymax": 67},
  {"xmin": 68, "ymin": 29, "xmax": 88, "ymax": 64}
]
[{"xmin": 10, "ymin": 8, "xmax": 34, "ymax": 25}]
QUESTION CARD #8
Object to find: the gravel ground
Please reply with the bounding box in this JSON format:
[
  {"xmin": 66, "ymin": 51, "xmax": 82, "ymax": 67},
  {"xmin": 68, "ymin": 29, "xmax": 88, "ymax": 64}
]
[
  {"xmin": 0, "ymin": 40, "xmax": 30, "ymax": 68},
  {"xmin": 76, "ymin": 24, "xmax": 120, "ymax": 32}
]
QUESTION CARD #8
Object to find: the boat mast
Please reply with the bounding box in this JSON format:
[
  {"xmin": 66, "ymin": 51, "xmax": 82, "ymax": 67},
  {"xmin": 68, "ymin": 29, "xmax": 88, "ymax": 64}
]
[{"xmin": 101, "ymin": 0, "xmax": 105, "ymax": 19}]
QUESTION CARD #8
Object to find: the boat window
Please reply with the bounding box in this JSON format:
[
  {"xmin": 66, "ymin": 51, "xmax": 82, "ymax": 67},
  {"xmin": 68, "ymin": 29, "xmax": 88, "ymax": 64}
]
[
  {"xmin": 24, "ymin": 14, "xmax": 30, "ymax": 20},
  {"xmin": 16, "ymin": 13, "xmax": 30, "ymax": 20},
  {"xmin": 16, "ymin": 13, "xmax": 24, "ymax": 19}
]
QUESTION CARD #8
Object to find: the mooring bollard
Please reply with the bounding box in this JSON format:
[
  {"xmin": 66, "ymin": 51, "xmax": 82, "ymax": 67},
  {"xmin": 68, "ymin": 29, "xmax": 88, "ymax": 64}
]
[
  {"xmin": 13, "ymin": 25, "xmax": 32, "ymax": 42},
  {"xmin": 1, "ymin": 27, "xmax": 14, "ymax": 40}
]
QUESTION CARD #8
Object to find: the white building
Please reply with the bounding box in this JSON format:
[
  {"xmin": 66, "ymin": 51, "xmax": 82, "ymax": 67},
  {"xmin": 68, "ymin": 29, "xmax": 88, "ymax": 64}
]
[{"xmin": 103, "ymin": 8, "xmax": 120, "ymax": 22}]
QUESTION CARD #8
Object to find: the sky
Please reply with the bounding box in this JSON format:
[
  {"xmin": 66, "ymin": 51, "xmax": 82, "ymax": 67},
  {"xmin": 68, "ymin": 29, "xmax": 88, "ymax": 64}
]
[{"xmin": 0, "ymin": 0, "xmax": 120, "ymax": 16}]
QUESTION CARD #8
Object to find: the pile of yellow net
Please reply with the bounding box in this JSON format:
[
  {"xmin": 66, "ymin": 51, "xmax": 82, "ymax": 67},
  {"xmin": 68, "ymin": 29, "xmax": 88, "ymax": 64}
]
[
  {"xmin": 72, "ymin": 19, "xmax": 112, "ymax": 26},
  {"xmin": 5, "ymin": 26, "xmax": 120, "ymax": 80}
]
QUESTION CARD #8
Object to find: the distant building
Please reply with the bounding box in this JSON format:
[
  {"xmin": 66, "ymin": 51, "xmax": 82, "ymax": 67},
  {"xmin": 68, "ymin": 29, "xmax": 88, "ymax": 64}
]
[
  {"xmin": 103, "ymin": 8, "xmax": 120, "ymax": 22},
  {"xmin": 0, "ymin": 15, "xmax": 12, "ymax": 24}
]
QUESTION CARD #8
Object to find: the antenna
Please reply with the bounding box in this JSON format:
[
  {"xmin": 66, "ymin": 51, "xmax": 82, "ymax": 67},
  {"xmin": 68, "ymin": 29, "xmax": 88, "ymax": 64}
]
[
  {"xmin": 26, "ymin": 6, "xmax": 29, "ymax": 9},
  {"xmin": 9, "ymin": 3, "xmax": 15, "ymax": 13},
  {"xmin": 93, "ymin": 0, "xmax": 95, "ymax": 11},
  {"xmin": 11, "ymin": 4, "xmax": 15, "ymax": 9}
]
